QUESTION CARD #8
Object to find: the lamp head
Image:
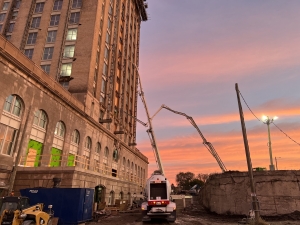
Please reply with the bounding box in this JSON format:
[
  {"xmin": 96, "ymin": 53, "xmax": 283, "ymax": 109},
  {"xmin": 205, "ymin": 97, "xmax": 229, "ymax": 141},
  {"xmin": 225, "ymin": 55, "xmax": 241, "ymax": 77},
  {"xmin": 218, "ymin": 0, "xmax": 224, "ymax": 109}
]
[
  {"xmin": 262, "ymin": 115, "xmax": 268, "ymax": 122},
  {"xmin": 273, "ymin": 116, "xmax": 278, "ymax": 120}
]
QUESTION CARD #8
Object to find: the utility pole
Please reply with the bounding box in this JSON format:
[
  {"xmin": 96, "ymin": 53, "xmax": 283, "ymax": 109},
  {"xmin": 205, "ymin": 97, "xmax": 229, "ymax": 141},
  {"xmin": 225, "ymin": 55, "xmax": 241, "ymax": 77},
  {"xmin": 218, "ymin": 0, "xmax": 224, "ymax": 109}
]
[
  {"xmin": 235, "ymin": 83, "xmax": 260, "ymax": 222},
  {"xmin": 8, "ymin": 106, "xmax": 31, "ymax": 194}
]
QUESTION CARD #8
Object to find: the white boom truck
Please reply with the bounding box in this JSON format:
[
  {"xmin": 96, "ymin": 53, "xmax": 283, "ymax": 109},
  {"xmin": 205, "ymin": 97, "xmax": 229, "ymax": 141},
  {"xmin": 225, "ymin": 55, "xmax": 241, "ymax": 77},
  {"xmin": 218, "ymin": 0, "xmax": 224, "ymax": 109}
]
[
  {"xmin": 141, "ymin": 170, "xmax": 176, "ymax": 222},
  {"xmin": 135, "ymin": 75, "xmax": 177, "ymax": 222}
]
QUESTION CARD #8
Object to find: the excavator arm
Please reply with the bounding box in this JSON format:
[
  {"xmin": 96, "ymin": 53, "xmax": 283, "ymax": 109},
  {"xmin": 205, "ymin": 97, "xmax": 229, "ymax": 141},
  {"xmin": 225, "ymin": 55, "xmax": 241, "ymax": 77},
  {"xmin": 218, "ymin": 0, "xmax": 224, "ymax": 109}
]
[{"xmin": 151, "ymin": 104, "xmax": 227, "ymax": 173}]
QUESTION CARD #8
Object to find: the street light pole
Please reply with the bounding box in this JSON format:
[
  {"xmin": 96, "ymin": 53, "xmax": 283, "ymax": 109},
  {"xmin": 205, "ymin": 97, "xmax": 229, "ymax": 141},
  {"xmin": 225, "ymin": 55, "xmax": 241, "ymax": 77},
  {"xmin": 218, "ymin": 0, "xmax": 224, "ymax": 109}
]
[{"xmin": 262, "ymin": 115, "xmax": 277, "ymax": 171}]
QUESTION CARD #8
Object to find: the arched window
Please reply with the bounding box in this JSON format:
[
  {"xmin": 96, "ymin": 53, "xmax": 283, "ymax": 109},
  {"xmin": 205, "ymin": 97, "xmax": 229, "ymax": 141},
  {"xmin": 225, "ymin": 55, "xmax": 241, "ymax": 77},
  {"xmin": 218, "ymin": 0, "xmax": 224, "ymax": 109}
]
[
  {"xmin": 127, "ymin": 159, "xmax": 130, "ymax": 180},
  {"xmin": 68, "ymin": 129, "xmax": 80, "ymax": 167},
  {"xmin": 71, "ymin": 129, "xmax": 80, "ymax": 145},
  {"xmin": 108, "ymin": 191, "xmax": 115, "ymax": 205},
  {"xmin": 54, "ymin": 121, "xmax": 65, "ymax": 137},
  {"xmin": 3, "ymin": 95, "xmax": 22, "ymax": 117},
  {"xmin": 26, "ymin": 109, "xmax": 48, "ymax": 167},
  {"xmin": 131, "ymin": 162, "xmax": 134, "ymax": 181},
  {"xmin": 85, "ymin": 136, "xmax": 92, "ymax": 150},
  {"xmin": 119, "ymin": 191, "xmax": 124, "ymax": 200},
  {"xmin": 51, "ymin": 121, "xmax": 65, "ymax": 167},
  {"xmin": 112, "ymin": 148, "xmax": 118, "ymax": 162},
  {"xmin": 0, "ymin": 95, "xmax": 23, "ymax": 156},
  {"xmin": 103, "ymin": 147, "xmax": 109, "ymax": 174},
  {"xmin": 94, "ymin": 142, "xmax": 101, "ymax": 172},
  {"xmin": 83, "ymin": 136, "xmax": 91, "ymax": 169},
  {"xmin": 33, "ymin": 109, "xmax": 47, "ymax": 128},
  {"xmin": 105, "ymin": 147, "xmax": 109, "ymax": 157},
  {"xmin": 95, "ymin": 142, "xmax": 101, "ymax": 154}
]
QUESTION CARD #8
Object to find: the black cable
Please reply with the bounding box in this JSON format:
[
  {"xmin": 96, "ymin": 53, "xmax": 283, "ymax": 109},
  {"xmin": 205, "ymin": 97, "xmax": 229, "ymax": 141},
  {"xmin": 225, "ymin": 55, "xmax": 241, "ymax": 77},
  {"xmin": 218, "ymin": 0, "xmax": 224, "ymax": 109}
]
[{"xmin": 238, "ymin": 91, "xmax": 300, "ymax": 146}]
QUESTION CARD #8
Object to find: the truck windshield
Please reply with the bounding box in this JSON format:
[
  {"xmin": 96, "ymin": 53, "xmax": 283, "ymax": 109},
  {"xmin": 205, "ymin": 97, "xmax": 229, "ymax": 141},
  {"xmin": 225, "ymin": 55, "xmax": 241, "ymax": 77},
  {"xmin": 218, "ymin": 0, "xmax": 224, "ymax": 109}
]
[
  {"xmin": 0, "ymin": 202, "xmax": 18, "ymax": 214},
  {"xmin": 150, "ymin": 183, "xmax": 167, "ymax": 200}
]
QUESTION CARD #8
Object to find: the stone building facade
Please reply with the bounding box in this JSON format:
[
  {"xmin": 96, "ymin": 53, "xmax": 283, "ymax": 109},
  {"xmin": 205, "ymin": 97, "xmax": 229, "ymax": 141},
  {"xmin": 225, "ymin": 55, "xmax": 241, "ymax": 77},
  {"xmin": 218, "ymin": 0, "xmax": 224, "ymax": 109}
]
[
  {"xmin": 0, "ymin": 0, "xmax": 149, "ymax": 206},
  {"xmin": 0, "ymin": 33, "xmax": 148, "ymax": 205},
  {"xmin": 0, "ymin": 0, "xmax": 148, "ymax": 145}
]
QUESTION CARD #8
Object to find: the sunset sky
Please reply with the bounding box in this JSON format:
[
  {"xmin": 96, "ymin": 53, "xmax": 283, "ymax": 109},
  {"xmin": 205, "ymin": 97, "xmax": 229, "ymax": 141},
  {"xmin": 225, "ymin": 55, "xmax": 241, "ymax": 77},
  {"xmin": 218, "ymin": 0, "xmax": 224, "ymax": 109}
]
[{"xmin": 135, "ymin": 0, "xmax": 300, "ymax": 185}]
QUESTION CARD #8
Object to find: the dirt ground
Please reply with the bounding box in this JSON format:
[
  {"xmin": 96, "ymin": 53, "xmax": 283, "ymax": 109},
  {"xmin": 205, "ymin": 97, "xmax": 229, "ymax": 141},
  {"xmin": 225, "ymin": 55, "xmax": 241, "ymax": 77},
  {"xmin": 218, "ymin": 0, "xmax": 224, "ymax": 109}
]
[{"xmin": 87, "ymin": 197, "xmax": 300, "ymax": 225}]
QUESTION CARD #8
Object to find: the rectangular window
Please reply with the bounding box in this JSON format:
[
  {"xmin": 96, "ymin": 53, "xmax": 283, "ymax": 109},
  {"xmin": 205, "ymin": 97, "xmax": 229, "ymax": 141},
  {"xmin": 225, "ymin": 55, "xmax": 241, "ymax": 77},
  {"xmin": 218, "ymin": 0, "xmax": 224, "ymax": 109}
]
[
  {"xmin": 27, "ymin": 32, "xmax": 37, "ymax": 45},
  {"xmin": 105, "ymin": 32, "xmax": 110, "ymax": 44},
  {"xmin": 11, "ymin": 11, "xmax": 18, "ymax": 20},
  {"xmin": 31, "ymin": 17, "xmax": 41, "ymax": 28},
  {"xmin": 108, "ymin": 5, "xmax": 113, "ymax": 15},
  {"xmin": 43, "ymin": 47, "xmax": 54, "ymax": 60},
  {"xmin": 50, "ymin": 14, "xmax": 60, "ymax": 26},
  {"xmin": 60, "ymin": 63, "xmax": 72, "ymax": 76},
  {"xmin": 0, "ymin": 13, "xmax": 6, "ymax": 22},
  {"xmin": 24, "ymin": 49, "xmax": 34, "ymax": 59},
  {"xmin": 15, "ymin": 1, "xmax": 21, "ymax": 9},
  {"xmin": 63, "ymin": 45, "xmax": 75, "ymax": 58},
  {"xmin": 72, "ymin": 0, "xmax": 82, "ymax": 8},
  {"xmin": 101, "ymin": 78, "xmax": 106, "ymax": 93},
  {"xmin": 2, "ymin": 2, "xmax": 9, "ymax": 10},
  {"xmin": 66, "ymin": 28, "xmax": 77, "ymax": 40},
  {"xmin": 5, "ymin": 35, "xmax": 11, "ymax": 40},
  {"xmin": 69, "ymin": 12, "xmax": 80, "ymax": 24},
  {"xmin": 47, "ymin": 30, "xmax": 57, "ymax": 43},
  {"xmin": 35, "ymin": 2, "xmax": 44, "ymax": 13},
  {"xmin": 107, "ymin": 19, "xmax": 112, "ymax": 30},
  {"xmin": 53, "ymin": 0, "xmax": 63, "ymax": 11},
  {"xmin": 104, "ymin": 46, "xmax": 109, "ymax": 60},
  {"xmin": 41, "ymin": 64, "xmax": 51, "ymax": 74},
  {"xmin": 0, "ymin": 25, "xmax": 2, "ymax": 32},
  {"xmin": 7, "ymin": 23, "xmax": 14, "ymax": 32},
  {"xmin": 102, "ymin": 62, "xmax": 108, "ymax": 76}
]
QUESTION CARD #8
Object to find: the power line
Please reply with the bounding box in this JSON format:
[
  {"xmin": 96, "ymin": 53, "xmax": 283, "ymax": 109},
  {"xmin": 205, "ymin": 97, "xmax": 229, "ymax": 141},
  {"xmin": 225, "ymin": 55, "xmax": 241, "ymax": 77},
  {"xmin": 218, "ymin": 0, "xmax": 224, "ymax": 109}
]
[{"xmin": 238, "ymin": 90, "xmax": 300, "ymax": 146}]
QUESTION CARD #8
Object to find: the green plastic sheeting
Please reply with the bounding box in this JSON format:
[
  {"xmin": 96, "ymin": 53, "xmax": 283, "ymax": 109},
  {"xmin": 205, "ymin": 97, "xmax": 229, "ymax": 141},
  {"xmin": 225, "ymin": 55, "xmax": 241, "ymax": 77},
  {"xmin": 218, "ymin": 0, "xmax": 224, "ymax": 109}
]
[
  {"xmin": 26, "ymin": 139, "xmax": 43, "ymax": 167},
  {"xmin": 50, "ymin": 147, "xmax": 62, "ymax": 167}
]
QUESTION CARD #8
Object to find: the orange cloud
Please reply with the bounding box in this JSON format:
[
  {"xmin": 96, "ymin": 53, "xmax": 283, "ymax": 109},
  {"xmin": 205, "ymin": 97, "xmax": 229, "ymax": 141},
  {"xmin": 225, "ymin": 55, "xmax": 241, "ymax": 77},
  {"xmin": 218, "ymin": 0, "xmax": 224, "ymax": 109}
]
[{"xmin": 138, "ymin": 120, "xmax": 300, "ymax": 184}]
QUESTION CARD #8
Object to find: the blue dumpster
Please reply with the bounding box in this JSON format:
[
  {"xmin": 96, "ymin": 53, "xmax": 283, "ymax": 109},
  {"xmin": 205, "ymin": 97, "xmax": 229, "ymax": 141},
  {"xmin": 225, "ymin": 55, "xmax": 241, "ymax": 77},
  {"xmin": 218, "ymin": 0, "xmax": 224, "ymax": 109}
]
[{"xmin": 20, "ymin": 188, "xmax": 94, "ymax": 225}]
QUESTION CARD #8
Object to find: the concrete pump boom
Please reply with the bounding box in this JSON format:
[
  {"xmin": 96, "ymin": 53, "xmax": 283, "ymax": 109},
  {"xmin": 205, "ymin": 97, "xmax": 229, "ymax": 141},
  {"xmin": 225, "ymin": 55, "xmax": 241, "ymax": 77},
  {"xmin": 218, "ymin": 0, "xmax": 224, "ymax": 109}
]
[
  {"xmin": 137, "ymin": 76, "xmax": 165, "ymax": 175},
  {"xmin": 151, "ymin": 104, "xmax": 227, "ymax": 173}
]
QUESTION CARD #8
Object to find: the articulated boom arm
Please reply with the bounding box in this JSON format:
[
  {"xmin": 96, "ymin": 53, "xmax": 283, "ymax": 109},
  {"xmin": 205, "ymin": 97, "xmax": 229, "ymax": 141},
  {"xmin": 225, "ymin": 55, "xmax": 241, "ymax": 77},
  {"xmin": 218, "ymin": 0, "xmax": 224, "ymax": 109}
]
[
  {"xmin": 152, "ymin": 104, "xmax": 227, "ymax": 173},
  {"xmin": 138, "ymin": 76, "xmax": 165, "ymax": 175},
  {"xmin": 119, "ymin": 108, "xmax": 148, "ymax": 127}
]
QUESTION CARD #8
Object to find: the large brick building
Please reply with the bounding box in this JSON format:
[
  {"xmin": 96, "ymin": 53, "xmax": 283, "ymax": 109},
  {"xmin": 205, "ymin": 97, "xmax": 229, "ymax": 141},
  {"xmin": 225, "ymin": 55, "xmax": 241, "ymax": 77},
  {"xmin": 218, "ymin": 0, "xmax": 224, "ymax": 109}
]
[{"xmin": 0, "ymin": 0, "xmax": 149, "ymax": 206}]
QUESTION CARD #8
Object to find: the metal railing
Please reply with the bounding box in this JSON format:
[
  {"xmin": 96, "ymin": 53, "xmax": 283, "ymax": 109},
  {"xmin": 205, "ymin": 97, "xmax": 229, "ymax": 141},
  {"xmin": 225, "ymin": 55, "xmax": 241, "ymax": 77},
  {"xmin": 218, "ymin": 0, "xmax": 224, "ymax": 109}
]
[{"xmin": 19, "ymin": 153, "xmax": 145, "ymax": 186}]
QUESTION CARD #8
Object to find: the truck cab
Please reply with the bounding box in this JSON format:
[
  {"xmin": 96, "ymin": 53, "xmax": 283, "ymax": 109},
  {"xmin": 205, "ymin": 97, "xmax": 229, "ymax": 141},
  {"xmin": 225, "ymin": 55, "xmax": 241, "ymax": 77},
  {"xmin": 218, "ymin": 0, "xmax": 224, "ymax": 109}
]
[{"xmin": 141, "ymin": 170, "xmax": 176, "ymax": 222}]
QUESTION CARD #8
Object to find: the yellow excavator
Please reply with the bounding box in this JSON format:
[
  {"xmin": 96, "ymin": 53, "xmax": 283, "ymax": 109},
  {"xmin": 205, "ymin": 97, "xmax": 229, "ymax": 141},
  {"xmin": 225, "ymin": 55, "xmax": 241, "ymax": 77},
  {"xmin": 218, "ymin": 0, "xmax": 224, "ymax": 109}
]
[{"xmin": 0, "ymin": 196, "xmax": 53, "ymax": 225}]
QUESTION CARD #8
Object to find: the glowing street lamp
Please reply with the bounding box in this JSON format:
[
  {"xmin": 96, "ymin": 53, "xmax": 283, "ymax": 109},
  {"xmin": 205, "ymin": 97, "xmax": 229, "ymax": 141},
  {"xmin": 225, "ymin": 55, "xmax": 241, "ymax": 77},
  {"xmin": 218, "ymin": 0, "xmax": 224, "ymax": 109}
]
[{"xmin": 262, "ymin": 115, "xmax": 278, "ymax": 171}]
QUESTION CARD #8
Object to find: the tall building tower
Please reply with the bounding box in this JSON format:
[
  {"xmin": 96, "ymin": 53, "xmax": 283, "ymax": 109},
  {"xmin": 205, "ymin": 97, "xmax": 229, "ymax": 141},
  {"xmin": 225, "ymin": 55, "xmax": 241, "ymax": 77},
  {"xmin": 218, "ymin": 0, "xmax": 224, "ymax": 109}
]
[{"xmin": 0, "ymin": 0, "xmax": 148, "ymax": 145}]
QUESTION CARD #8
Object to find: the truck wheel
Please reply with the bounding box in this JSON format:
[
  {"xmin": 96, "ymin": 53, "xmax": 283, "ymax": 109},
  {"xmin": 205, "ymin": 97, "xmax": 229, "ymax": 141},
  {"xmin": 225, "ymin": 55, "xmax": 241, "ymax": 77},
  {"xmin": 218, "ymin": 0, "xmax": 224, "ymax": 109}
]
[{"xmin": 168, "ymin": 210, "xmax": 176, "ymax": 223}]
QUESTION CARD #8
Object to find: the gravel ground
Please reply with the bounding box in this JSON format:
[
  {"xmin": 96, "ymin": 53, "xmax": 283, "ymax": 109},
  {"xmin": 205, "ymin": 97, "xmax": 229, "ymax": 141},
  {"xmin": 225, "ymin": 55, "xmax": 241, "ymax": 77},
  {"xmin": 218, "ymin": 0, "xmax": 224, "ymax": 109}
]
[{"xmin": 87, "ymin": 197, "xmax": 300, "ymax": 225}]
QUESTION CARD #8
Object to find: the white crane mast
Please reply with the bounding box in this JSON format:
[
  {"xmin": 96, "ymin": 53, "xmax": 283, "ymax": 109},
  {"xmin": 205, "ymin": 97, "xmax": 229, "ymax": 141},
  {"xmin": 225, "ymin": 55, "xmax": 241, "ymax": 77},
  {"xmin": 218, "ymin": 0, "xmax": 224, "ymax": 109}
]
[{"xmin": 137, "ymin": 75, "xmax": 165, "ymax": 175}]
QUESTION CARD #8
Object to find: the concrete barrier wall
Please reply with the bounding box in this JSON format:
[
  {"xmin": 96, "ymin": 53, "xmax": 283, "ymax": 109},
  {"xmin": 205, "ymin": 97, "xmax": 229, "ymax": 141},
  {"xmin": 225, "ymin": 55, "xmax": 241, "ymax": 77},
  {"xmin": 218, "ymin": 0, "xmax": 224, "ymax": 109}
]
[{"xmin": 200, "ymin": 170, "xmax": 300, "ymax": 216}]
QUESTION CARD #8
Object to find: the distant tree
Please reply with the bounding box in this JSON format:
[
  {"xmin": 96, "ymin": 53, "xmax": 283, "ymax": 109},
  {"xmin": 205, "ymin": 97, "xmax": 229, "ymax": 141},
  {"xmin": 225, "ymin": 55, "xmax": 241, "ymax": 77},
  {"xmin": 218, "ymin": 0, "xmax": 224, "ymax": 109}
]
[
  {"xmin": 176, "ymin": 172, "xmax": 195, "ymax": 190},
  {"xmin": 197, "ymin": 173, "xmax": 210, "ymax": 183}
]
